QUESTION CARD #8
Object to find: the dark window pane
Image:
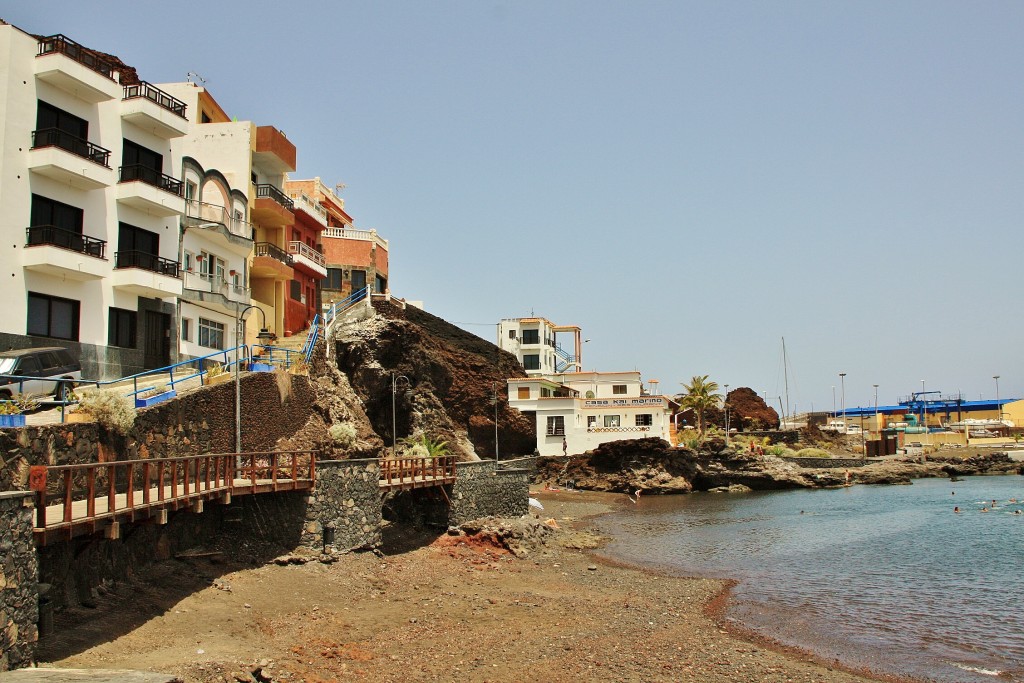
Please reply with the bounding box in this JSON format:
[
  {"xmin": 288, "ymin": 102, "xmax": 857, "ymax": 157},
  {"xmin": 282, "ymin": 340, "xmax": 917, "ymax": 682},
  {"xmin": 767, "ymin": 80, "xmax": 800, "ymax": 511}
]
[{"xmin": 27, "ymin": 295, "xmax": 49, "ymax": 336}]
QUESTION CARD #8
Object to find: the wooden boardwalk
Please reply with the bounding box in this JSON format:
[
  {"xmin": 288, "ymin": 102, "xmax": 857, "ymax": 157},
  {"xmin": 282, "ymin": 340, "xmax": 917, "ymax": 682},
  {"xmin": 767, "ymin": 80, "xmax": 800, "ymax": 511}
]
[{"xmin": 379, "ymin": 456, "xmax": 457, "ymax": 491}]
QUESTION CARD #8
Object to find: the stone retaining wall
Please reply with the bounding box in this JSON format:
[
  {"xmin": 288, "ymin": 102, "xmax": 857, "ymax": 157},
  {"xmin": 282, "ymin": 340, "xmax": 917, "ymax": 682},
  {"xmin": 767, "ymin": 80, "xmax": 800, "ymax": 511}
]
[
  {"xmin": 0, "ymin": 492, "xmax": 37, "ymax": 671},
  {"xmin": 781, "ymin": 457, "xmax": 870, "ymax": 469},
  {"xmin": 449, "ymin": 460, "xmax": 530, "ymax": 525},
  {"xmin": 301, "ymin": 459, "xmax": 382, "ymax": 551}
]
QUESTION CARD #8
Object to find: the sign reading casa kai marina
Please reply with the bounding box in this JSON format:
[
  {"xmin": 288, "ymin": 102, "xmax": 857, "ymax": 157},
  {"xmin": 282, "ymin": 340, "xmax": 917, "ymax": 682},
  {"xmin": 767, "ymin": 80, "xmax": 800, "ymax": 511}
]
[{"xmin": 584, "ymin": 397, "xmax": 666, "ymax": 408}]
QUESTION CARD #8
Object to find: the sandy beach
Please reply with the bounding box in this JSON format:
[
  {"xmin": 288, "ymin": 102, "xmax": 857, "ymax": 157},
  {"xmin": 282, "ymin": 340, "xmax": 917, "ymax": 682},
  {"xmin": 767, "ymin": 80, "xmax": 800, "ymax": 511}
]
[{"xmin": 37, "ymin": 490, "xmax": 909, "ymax": 683}]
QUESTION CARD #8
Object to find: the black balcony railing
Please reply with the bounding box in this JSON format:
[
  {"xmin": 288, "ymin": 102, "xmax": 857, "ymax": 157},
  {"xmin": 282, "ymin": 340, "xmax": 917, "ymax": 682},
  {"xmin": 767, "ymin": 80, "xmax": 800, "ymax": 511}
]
[
  {"xmin": 119, "ymin": 164, "xmax": 184, "ymax": 196},
  {"xmin": 36, "ymin": 34, "xmax": 116, "ymax": 81},
  {"xmin": 255, "ymin": 184, "xmax": 295, "ymax": 211},
  {"xmin": 31, "ymin": 128, "xmax": 111, "ymax": 167},
  {"xmin": 122, "ymin": 81, "xmax": 187, "ymax": 119},
  {"xmin": 26, "ymin": 226, "xmax": 106, "ymax": 258},
  {"xmin": 114, "ymin": 250, "xmax": 179, "ymax": 277},
  {"xmin": 255, "ymin": 242, "xmax": 294, "ymax": 267}
]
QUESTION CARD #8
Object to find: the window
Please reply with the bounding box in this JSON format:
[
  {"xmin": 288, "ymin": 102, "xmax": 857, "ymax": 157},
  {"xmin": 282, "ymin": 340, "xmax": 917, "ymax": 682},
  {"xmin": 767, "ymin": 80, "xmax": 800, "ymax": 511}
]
[
  {"xmin": 185, "ymin": 181, "xmax": 197, "ymax": 201},
  {"xmin": 587, "ymin": 416, "xmax": 598, "ymax": 429},
  {"xmin": 251, "ymin": 171, "xmax": 258, "ymax": 185},
  {"xmin": 37, "ymin": 101, "xmax": 87, "ymax": 138},
  {"xmin": 541, "ymin": 388, "xmax": 552, "ymax": 397},
  {"xmin": 290, "ymin": 279, "xmax": 302, "ymax": 301},
  {"xmin": 635, "ymin": 414, "xmax": 653, "ymax": 427},
  {"xmin": 546, "ymin": 416, "xmax": 565, "ymax": 436},
  {"xmin": 518, "ymin": 387, "xmax": 530, "ymax": 399},
  {"xmin": 604, "ymin": 415, "xmax": 621, "ymax": 428},
  {"xmin": 324, "ymin": 268, "xmax": 343, "ymax": 289},
  {"xmin": 521, "ymin": 329, "xmax": 539, "ymax": 344},
  {"xmin": 181, "ymin": 318, "xmax": 192, "ymax": 342},
  {"xmin": 522, "ymin": 354, "xmax": 540, "ymax": 371},
  {"xmin": 27, "ymin": 292, "xmax": 79, "ymax": 341},
  {"xmin": 201, "ymin": 112, "xmax": 212, "ymax": 124},
  {"xmin": 183, "ymin": 251, "xmax": 194, "ymax": 272},
  {"xmin": 118, "ymin": 222, "xmax": 159, "ymax": 256},
  {"xmin": 31, "ymin": 194, "xmax": 83, "ymax": 233},
  {"xmin": 508, "ymin": 330, "xmax": 516, "ymax": 340},
  {"xmin": 612, "ymin": 384, "xmax": 628, "ymax": 395},
  {"xmin": 108, "ymin": 308, "xmax": 137, "ymax": 348},
  {"xmin": 122, "ymin": 139, "xmax": 162, "ymax": 172},
  {"xmin": 198, "ymin": 317, "xmax": 225, "ymax": 349}
]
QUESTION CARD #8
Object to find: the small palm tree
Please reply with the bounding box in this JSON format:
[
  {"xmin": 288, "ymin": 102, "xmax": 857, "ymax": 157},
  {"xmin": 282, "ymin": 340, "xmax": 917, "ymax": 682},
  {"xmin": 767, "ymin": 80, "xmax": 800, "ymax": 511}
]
[
  {"xmin": 403, "ymin": 434, "xmax": 450, "ymax": 458},
  {"xmin": 680, "ymin": 375, "xmax": 721, "ymax": 435}
]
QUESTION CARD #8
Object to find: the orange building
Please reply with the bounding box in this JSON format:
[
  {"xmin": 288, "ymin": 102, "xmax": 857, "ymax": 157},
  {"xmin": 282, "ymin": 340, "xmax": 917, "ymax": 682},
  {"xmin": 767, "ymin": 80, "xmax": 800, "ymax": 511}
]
[{"xmin": 284, "ymin": 178, "xmax": 388, "ymax": 309}]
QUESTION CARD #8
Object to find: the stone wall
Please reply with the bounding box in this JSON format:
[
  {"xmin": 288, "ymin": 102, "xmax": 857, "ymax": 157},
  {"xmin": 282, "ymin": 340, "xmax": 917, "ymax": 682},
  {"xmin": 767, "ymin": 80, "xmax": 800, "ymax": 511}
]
[
  {"xmin": 0, "ymin": 372, "xmax": 323, "ymax": 490},
  {"xmin": 781, "ymin": 457, "xmax": 870, "ymax": 469},
  {"xmin": 0, "ymin": 492, "xmax": 37, "ymax": 671},
  {"xmin": 301, "ymin": 459, "xmax": 382, "ymax": 551},
  {"xmin": 448, "ymin": 460, "xmax": 530, "ymax": 525}
]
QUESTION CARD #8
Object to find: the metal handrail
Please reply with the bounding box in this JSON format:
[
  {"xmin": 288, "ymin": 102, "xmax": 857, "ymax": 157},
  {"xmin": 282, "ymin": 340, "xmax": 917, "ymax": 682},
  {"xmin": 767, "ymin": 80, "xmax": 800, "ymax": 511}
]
[
  {"xmin": 324, "ymin": 286, "xmax": 369, "ymax": 327},
  {"xmin": 255, "ymin": 241, "xmax": 294, "ymax": 266},
  {"xmin": 114, "ymin": 250, "xmax": 180, "ymax": 277},
  {"xmin": 287, "ymin": 240, "xmax": 326, "ymax": 267},
  {"xmin": 25, "ymin": 225, "xmax": 106, "ymax": 258},
  {"xmin": 31, "ymin": 128, "xmax": 111, "ymax": 167},
  {"xmin": 36, "ymin": 34, "xmax": 115, "ymax": 80},
  {"xmin": 185, "ymin": 200, "xmax": 253, "ymax": 240},
  {"xmin": 118, "ymin": 164, "xmax": 184, "ymax": 196},
  {"xmin": 122, "ymin": 81, "xmax": 187, "ymax": 118},
  {"xmin": 255, "ymin": 184, "xmax": 294, "ymax": 211}
]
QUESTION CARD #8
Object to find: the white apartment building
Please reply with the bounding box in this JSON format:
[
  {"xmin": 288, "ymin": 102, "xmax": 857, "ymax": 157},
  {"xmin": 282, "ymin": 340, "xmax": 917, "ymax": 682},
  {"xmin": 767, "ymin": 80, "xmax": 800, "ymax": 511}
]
[
  {"xmin": 0, "ymin": 25, "xmax": 188, "ymax": 378},
  {"xmin": 508, "ymin": 371, "xmax": 676, "ymax": 456},
  {"xmin": 497, "ymin": 317, "xmax": 583, "ymax": 375}
]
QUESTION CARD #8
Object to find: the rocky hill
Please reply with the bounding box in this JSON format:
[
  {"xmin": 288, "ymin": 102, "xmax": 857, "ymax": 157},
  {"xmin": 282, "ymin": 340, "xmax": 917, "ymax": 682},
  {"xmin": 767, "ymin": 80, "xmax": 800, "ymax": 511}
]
[{"xmin": 330, "ymin": 300, "xmax": 537, "ymax": 461}]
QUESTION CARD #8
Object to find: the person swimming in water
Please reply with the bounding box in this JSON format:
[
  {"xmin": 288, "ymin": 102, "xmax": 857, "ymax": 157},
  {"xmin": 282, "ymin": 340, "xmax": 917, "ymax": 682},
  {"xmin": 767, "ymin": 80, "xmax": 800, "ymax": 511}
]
[{"xmin": 954, "ymin": 506, "xmax": 960, "ymax": 513}]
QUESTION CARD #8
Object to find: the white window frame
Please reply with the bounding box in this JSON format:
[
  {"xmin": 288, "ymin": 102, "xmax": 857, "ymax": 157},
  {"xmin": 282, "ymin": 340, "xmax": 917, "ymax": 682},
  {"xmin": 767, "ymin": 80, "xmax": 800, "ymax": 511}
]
[{"xmin": 198, "ymin": 317, "xmax": 225, "ymax": 350}]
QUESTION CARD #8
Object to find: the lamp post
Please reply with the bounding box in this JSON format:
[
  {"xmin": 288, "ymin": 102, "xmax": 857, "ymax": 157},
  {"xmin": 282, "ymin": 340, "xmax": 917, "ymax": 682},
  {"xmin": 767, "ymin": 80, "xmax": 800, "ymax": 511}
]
[
  {"xmin": 491, "ymin": 381, "xmax": 501, "ymax": 462},
  {"xmin": 993, "ymin": 375, "xmax": 1001, "ymax": 423},
  {"xmin": 839, "ymin": 373, "xmax": 847, "ymax": 432},
  {"xmin": 234, "ymin": 304, "xmax": 273, "ymax": 454},
  {"xmin": 873, "ymin": 384, "xmax": 879, "ymax": 434},
  {"xmin": 920, "ymin": 379, "xmax": 926, "ymax": 430},
  {"xmin": 832, "ymin": 385, "xmax": 836, "ymax": 420},
  {"xmin": 391, "ymin": 373, "xmax": 411, "ymax": 456},
  {"xmin": 723, "ymin": 384, "xmax": 730, "ymax": 445}
]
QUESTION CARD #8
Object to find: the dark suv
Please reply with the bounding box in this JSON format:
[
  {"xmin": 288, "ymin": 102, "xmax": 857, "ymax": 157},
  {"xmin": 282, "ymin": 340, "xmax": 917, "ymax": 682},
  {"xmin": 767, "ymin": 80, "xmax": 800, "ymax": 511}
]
[{"xmin": 0, "ymin": 347, "xmax": 81, "ymax": 401}]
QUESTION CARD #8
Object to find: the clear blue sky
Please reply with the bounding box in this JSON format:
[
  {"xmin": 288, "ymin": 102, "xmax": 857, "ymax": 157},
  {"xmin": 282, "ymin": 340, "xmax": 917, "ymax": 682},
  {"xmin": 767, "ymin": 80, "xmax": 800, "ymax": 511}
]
[{"xmin": 7, "ymin": 1, "xmax": 1022, "ymax": 413}]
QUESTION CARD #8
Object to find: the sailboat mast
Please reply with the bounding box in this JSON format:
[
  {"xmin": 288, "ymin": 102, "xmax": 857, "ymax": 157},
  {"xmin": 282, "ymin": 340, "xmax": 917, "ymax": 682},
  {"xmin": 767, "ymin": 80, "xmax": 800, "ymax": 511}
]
[{"xmin": 782, "ymin": 337, "xmax": 791, "ymax": 428}]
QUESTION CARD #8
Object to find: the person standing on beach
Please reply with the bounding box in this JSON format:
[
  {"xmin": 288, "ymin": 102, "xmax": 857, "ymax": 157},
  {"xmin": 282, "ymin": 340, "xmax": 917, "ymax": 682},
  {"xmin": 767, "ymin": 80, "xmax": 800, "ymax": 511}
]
[{"xmin": 562, "ymin": 437, "xmax": 568, "ymax": 456}]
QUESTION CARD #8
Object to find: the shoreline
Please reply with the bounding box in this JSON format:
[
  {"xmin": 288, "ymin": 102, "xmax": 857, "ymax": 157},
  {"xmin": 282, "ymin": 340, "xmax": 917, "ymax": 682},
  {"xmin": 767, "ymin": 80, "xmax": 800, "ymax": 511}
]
[
  {"xmin": 540, "ymin": 489, "xmax": 929, "ymax": 683},
  {"xmin": 39, "ymin": 489, "xmax": 936, "ymax": 683}
]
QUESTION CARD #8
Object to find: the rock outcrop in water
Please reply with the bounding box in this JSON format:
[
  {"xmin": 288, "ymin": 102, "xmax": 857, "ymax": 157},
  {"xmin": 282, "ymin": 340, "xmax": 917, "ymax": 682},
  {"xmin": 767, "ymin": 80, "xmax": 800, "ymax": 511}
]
[{"xmin": 535, "ymin": 438, "xmax": 1024, "ymax": 493}]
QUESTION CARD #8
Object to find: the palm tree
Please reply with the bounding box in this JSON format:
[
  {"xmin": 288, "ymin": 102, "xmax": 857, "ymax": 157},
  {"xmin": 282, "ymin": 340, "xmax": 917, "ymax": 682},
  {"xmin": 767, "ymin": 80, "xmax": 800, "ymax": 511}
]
[{"xmin": 680, "ymin": 375, "xmax": 721, "ymax": 434}]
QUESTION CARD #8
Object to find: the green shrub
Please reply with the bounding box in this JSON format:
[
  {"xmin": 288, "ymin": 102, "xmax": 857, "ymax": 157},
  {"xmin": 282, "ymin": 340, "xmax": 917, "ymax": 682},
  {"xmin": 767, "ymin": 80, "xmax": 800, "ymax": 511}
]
[
  {"xmin": 765, "ymin": 444, "xmax": 796, "ymax": 457},
  {"xmin": 77, "ymin": 389, "xmax": 135, "ymax": 434},
  {"xmin": 401, "ymin": 434, "xmax": 450, "ymax": 458},
  {"xmin": 329, "ymin": 422, "xmax": 357, "ymax": 448},
  {"xmin": 794, "ymin": 448, "xmax": 831, "ymax": 458}
]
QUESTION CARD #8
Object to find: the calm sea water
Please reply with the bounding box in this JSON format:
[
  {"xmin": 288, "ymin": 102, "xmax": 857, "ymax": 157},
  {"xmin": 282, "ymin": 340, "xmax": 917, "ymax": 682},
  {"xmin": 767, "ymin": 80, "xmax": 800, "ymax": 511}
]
[{"xmin": 594, "ymin": 475, "xmax": 1024, "ymax": 682}]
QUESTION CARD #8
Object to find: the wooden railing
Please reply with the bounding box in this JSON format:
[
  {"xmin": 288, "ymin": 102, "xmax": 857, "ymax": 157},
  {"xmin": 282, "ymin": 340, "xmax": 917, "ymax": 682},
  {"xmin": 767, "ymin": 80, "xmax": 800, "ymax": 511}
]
[
  {"xmin": 28, "ymin": 450, "xmax": 316, "ymax": 544},
  {"xmin": 379, "ymin": 456, "xmax": 457, "ymax": 490}
]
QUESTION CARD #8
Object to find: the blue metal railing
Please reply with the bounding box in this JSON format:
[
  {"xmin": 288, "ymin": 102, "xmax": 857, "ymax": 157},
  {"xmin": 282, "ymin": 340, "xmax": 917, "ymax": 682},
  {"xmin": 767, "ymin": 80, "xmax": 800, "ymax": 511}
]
[
  {"xmin": 302, "ymin": 314, "xmax": 321, "ymax": 363},
  {"xmin": 249, "ymin": 344, "xmax": 304, "ymax": 369},
  {"xmin": 324, "ymin": 286, "xmax": 369, "ymax": 329}
]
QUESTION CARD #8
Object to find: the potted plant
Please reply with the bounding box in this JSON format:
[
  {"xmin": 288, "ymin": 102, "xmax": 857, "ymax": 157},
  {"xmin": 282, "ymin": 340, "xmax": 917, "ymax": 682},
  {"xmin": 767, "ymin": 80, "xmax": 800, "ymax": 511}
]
[
  {"xmin": 0, "ymin": 393, "xmax": 41, "ymax": 428},
  {"xmin": 72, "ymin": 389, "xmax": 135, "ymax": 433},
  {"xmin": 134, "ymin": 384, "xmax": 176, "ymax": 409},
  {"xmin": 205, "ymin": 363, "xmax": 232, "ymax": 386}
]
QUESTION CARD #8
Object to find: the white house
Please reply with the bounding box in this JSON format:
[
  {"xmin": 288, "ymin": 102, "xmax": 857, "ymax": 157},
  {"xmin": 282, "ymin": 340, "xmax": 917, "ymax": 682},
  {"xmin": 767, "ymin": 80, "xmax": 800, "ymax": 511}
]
[
  {"xmin": 0, "ymin": 25, "xmax": 188, "ymax": 378},
  {"xmin": 508, "ymin": 370, "xmax": 677, "ymax": 456},
  {"xmin": 497, "ymin": 317, "xmax": 583, "ymax": 375}
]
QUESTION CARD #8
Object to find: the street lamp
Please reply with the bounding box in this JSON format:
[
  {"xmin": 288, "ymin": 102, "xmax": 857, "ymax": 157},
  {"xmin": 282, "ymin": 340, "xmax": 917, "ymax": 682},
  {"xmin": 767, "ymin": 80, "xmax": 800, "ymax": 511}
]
[
  {"xmin": 832, "ymin": 385, "xmax": 836, "ymax": 420},
  {"xmin": 234, "ymin": 304, "xmax": 273, "ymax": 454},
  {"xmin": 993, "ymin": 375, "xmax": 1001, "ymax": 423},
  {"xmin": 723, "ymin": 384, "xmax": 730, "ymax": 445},
  {"xmin": 391, "ymin": 373, "xmax": 411, "ymax": 456},
  {"xmin": 491, "ymin": 382, "xmax": 501, "ymax": 462},
  {"xmin": 839, "ymin": 373, "xmax": 847, "ymax": 432}
]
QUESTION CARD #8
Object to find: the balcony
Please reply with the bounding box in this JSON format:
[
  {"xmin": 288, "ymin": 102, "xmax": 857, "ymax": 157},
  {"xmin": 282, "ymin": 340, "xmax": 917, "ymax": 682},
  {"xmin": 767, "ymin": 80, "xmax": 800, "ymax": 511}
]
[
  {"xmin": 288, "ymin": 241, "xmax": 327, "ymax": 278},
  {"xmin": 254, "ymin": 126, "xmax": 296, "ymax": 174},
  {"xmin": 29, "ymin": 128, "xmax": 114, "ymax": 190},
  {"xmin": 117, "ymin": 165, "xmax": 185, "ymax": 217},
  {"xmin": 252, "ymin": 241, "xmax": 294, "ymax": 281},
  {"xmin": 252, "ymin": 184, "xmax": 294, "ymax": 228},
  {"xmin": 321, "ymin": 226, "xmax": 390, "ymax": 250},
  {"xmin": 34, "ymin": 35, "xmax": 120, "ymax": 103},
  {"xmin": 22, "ymin": 226, "xmax": 108, "ymax": 281},
  {"xmin": 184, "ymin": 200, "xmax": 254, "ymax": 255},
  {"xmin": 121, "ymin": 82, "xmax": 189, "ymax": 138},
  {"xmin": 182, "ymin": 271, "xmax": 250, "ymax": 313},
  {"xmin": 112, "ymin": 251, "xmax": 182, "ymax": 298},
  {"xmin": 291, "ymin": 193, "xmax": 329, "ymax": 229}
]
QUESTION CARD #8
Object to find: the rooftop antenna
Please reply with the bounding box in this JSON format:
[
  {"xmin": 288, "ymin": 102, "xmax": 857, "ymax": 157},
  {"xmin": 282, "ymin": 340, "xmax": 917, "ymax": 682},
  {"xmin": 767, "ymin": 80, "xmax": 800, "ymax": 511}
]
[
  {"xmin": 334, "ymin": 183, "xmax": 346, "ymax": 195},
  {"xmin": 186, "ymin": 71, "xmax": 207, "ymax": 85}
]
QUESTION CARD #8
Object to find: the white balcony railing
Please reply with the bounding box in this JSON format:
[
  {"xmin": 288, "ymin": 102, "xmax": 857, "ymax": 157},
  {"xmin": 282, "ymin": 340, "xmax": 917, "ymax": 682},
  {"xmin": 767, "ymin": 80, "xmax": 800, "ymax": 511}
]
[
  {"xmin": 185, "ymin": 200, "xmax": 253, "ymax": 241},
  {"xmin": 290, "ymin": 193, "xmax": 329, "ymax": 228},
  {"xmin": 321, "ymin": 226, "xmax": 389, "ymax": 250},
  {"xmin": 287, "ymin": 241, "xmax": 326, "ymax": 267},
  {"xmin": 183, "ymin": 271, "xmax": 250, "ymax": 302}
]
